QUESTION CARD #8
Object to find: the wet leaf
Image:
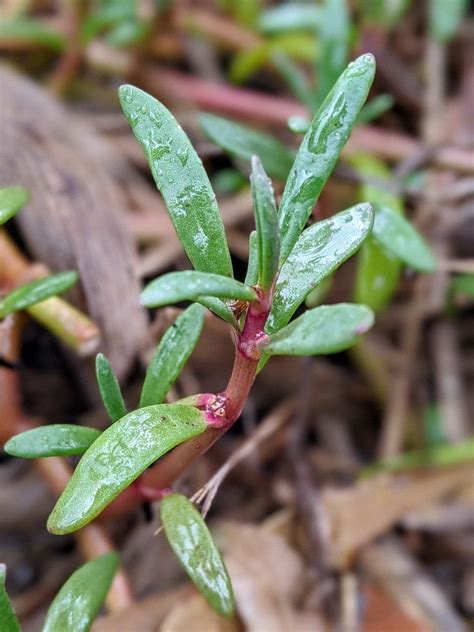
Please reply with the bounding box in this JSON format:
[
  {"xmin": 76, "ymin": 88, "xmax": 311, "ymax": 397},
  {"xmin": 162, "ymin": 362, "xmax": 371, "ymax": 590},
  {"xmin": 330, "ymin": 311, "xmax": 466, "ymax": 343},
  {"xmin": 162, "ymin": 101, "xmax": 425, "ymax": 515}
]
[
  {"xmin": 305, "ymin": 274, "xmax": 333, "ymax": 308},
  {"xmin": 95, "ymin": 353, "xmax": 127, "ymax": 423},
  {"xmin": 4, "ymin": 425, "xmax": 101, "ymax": 459},
  {"xmin": 258, "ymin": 3, "xmax": 322, "ymax": 32},
  {"xmin": 196, "ymin": 297, "xmax": 238, "ymax": 328},
  {"xmin": 199, "ymin": 113, "xmax": 294, "ymax": 181},
  {"xmin": 48, "ymin": 405, "xmax": 207, "ymax": 534},
  {"xmin": 244, "ymin": 231, "xmax": 259, "ymax": 286},
  {"xmin": 430, "ymin": 0, "xmax": 467, "ymax": 42},
  {"xmin": 267, "ymin": 203, "xmax": 373, "ymax": 333},
  {"xmin": 0, "ymin": 271, "xmax": 78, "ymax": 318},
  {"xmin": 265, "ymin": 304, "xmax": 374, "ymax": 356},
  {"xmin": 119, "ymin": 85, "xmax": 232, "ymax": 277},
  {"xmin": 314, "ymin": 0, "xmax": 349, "ymax": 108},
  {"xmin": 141, "ymin": 271, "xmax": 256, "ymax": 308},
  {"xmin": 278, "ymin": 54, "xmax": 376, "ymax": 263},
  {"xmin": 0, "ymin": 565, "xmax": 20, "ymax": 632},
  {"xmin": 140, "ymin": 304, "xmax": 205, "ymax": 407},
  {"xmin": 0, "ymin": 185, "xmax": 29, "ymax": 225},
  {"xmin": 372, "ymin": 204, "xmax": 436, "ymax": 273},
  {"xmin": 42, "ymin": 553, "xmax": 119, "ymax": 632},
  {"xmin": 251, "ymin": 157, "xmax": 279, "ymax": 289},
  {"xmin": 161, "ymin": 493, "xmax": 234, "ymax": 618}
]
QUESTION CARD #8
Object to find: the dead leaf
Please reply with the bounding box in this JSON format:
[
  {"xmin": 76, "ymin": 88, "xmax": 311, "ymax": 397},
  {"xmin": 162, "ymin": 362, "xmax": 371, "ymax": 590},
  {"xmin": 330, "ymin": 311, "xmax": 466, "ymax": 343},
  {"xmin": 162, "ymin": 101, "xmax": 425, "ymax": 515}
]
[{"xmin": 161, "ymin": 593, "xmax": 241, "ymax": 632}]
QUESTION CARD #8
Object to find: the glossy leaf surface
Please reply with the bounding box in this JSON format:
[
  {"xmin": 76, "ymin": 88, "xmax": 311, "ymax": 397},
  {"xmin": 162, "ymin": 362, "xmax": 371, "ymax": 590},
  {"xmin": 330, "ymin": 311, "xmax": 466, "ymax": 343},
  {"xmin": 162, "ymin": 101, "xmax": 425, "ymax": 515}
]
[
  {"xmin": 199, "ymin": 113, "xmax": 294, "ymax": 181},
  {"xmin": 4, "ymin": 425, "xmax": 101, "ymax": 459},
  {"xmin": 258, "ymin": 3, "xmax": 322, "ymax": 32},
  {"xmin": 141, "ymin": 271, "xmax": 256, "ymax": 308},
  {"xmin": 267, "ymin": 203, "xmax": 373, "ymax": 333},
  {"xmin": 0, "ymin": 566, "xmax": 20, "ymax": 632},
  {"xmin": 0, "ymin": 185, "xmax": 29, "ymax": 225},
  {"xmin": 42, "ymin": 553, "xmax": 119, "ymax": 632},
  {"xmin": 372, "ymin": 204, "xmax": 436, "ymax": 273},
  {"xmin": 95, "ymin": 353, "xmax": 127, "ymax": 422},
  {"xmin": 48, "ymin": 405, "xmax": 207, "ymax": 534},
  {"xmin": 161, "ymin": 493, "xmax": 234, "ymax": 618},
  {"xmin": 278, "ymin": 54, "xmax": 376, "ymax": 263},
  {"xmin": 251, "ymin": 157, "xmax": 279, "ymax": 289},
  {"xmin": 119, "ymin": 85, "xmax": 232, "ymax": 277},
  {"xmin": 265, "ymin": 303, "xmax": 374, "ymax": 356},
  {"xmin": 140, "ymin": 304, "xmax": 205, "ymax": 407},
  {"xmin": 0, "ymin": 271, "xmax": 78, "ymax": 318}
]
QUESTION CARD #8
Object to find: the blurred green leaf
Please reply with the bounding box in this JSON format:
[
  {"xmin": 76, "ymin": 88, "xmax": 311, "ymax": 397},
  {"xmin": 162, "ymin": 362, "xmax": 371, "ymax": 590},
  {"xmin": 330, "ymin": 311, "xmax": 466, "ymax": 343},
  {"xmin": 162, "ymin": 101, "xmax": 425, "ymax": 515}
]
[
  {"xmin": 272, "ymin": 51, "xmax": 314, "ymax": 110},
  {"xmin": 278, "ymin": 54, "xmax": 376, "ymax": 263},
  {"xmin": 96, "ymin": 353, "xmax": 127, "ymax": 423},
  {"xmin": 141, "ymin": 271, "xmax": 256, "ymax": 308},
  {"xmin": 0, "ymin": 565, "xmax": 20, "ymax": 632},
  {"xmin": 48, "ymin": 404, "xmax": 207, "ymax": 534},
  {"xmin": 0, "ymin": 186, "xmax": 29, "ymax": 226},
  {"xmin": 0, "ymin": 18, "xmax": 66, "ymax": 51},
  {"xmin": 360, "ymin": 0, "xmax": 410, "ymax": 29},
  {"xmin": 0, "ymin": 271, "xmax": 78, "ymax": 319},
  {"xmin": 244, "ymin": 231, "xmax": 259, "ymax": 286},
  {"xmin": 161, "ymin": 494, "xmax": 234, "ymax": 618},
  {"xmin": 372, "ymin": 204, "xmax": 437, "ymax": 273},
  {"xmin": 258, "ymin": 3, "xmax": 322, "ymax": 33},
  {"xmin": 265, "ymin": 303, "xmax": 374, "ymax": 356},
  {"xmin": 4, "ymin": 425, "xmax": 101, "ymax": 459},
  {"xmin": 251, "ymin": 157, "xmax": 279, "ymax": 289},
  {"xmin": 199, "ymin": 113, "xmax": 294, "ymax": 181},
  {"xmin": 211, "ymin": 169, "xmax": 247, "ymax": 195},
  {"xmin": 451, "ymin": 274, "xmax": 474, "ymax": 298},
  {"xmin": 106, "ymin": 20, "xmax": 149, "ymax": 47},
  {"xmin": 140, "ymin": 304, "xmax": 205, "ymax": 407},
  {"xmin": 268, "ymin": 203, "xmax": 374, "ymax": 333},
  {"xmin": 356, "ymin": 94, "xmax": 394, "ymax": 124},
  {"xmin": 42, "ymin": 553, "xmax": 119, "ymax": 632},
  {"xmin": 314, "ymin": 0, "xmax": 349, "ymax": 108},
  {"xmin": 430, "ymin": 0, "xmax": 467, "ymax": 42},
  {"xmin": 119, "ymin": 85, "xmax": 232, "ymax": 277}
]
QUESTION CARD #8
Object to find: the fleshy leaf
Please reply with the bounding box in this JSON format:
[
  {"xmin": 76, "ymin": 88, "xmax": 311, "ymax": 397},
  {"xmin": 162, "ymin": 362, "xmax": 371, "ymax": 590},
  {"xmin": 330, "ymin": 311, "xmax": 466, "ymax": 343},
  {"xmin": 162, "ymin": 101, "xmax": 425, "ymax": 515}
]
[
  {"xmin": 42, "ymin": 553, "xmax": 119, "ymax": 632},
  {"xmin": 196, "ymin": 296, "xmax": 238, "ymax": 328},
  {"xmin": 267, "ymin": 203, "xmax": 374, "ymax": 333},
  {"xmin": 161, "ymin": 493, "xmax": 234, "ymax": 618},
  {"xmin": 0, "ymin": 565, "xmax": 20, "ymax": 632},
  {"xmin": 141, "ymin": 271, "xmax": 256, "ymax": 308},
  {"xmin": 251, "ymin": 157, "xmax": 279, "ymax": 289},
  {"xmin": 47, "ymin": 404, "xmax": 207, "ymax": 534},
  {"xmin": 0, "ymin": 185, "xmax": 29, "ymax": 225},
  {"xmin": 265, "ymin": 303, "xmax": 374, "ymax": 356},
  {"xmin": 199, "ymin": 113, "xmax": 294, "ymax": 181},
  {"xmin": 278, "ymin": 54, "xmax": 376, "ymax": 263},
  {"xmin": 119, "ymin": 85, "xmax": 232, "ymax": 277},
  {"xmin": 372, "ymin": 204, "xmax": 437, "ymax": 273},
  {"xmin": 0, "ymin": 271, "xmax": 78, "ymax": 318},
  {"xmin": 140, "ymin": 304, "xmax": 205, "ymax": 407},
  {"xmin": 4, "ymin": 425, "xmax": 101, "ymax": 459},
  {"xmin": 95, "ymin": 353, "xmax": 127, "ymax": 422},
  {"xmin": 244, "ymin": 231, "xmax": 259, "ymax": 286},
  {"xmin": 258, "ymin": 3, "xmax": 322, "ymax": 32}
]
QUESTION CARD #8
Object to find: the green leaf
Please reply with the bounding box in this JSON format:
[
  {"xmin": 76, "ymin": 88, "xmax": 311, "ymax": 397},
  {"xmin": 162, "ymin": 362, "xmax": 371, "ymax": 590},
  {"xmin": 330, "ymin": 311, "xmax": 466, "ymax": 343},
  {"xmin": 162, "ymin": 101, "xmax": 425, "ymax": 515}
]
[
  {"xmin": 356, "ymin": 94, "xmax": 394, "ymax": 124},
  {"xmin": 0, "ymin": 271, "xmax": 78, "ymax": 319},
  {"xmin": 196, "ymin": 296, "xmax": 238, "ymax": 328},
  {"xmin": 199, "ymin": 113, "xmax": 294, "ymax": 181},
  {"xmin": 265, "ymin": 303, "xmax": 374, "ymax": 356},
  {"xmin": 251, "ymin": 157, "xmax": 279, "ymax": 289},
  {"xmin": 42, "ymin": 553, "xmax": 119, "ymax": 632},
  {"xmin": 451, "ymin": 274, "xmax": 474, "ymax": 298},
  {"xmin": 244, "ymin": 231, "xmax": 259, "ymax": 286},
  {"xmin": 4, "ymin": 425, "xmax": 101, "ymax": 459},
  {"xmin": 95, "ymin": 353, "xmax": 127, "ymax": 423},
  {"xmin": 140, "ymin": 304, "xmax": 205, "ymax": 407},
  {"xmin": 258, "ymin": 3, "xmax": 322, "ymax": 33},
  {"xmin": 0, "ymin": 186, "xmax": 29, "ymax": 226},
  {"xmin": 267, "ymin": 203, "xmax": 374, "ymax": 333},
  {"xmin": 0, "ymin": 565, "xmax": 20, "ymax": 632},
  {"xmin": 119, "ymin": 85, "xmax": 232, "ymax": 277},
  {"xmin": 351, "ymin": 153, "xmax": 403, "ymax": 312},
  {"xmin": 305, "ymin": 274, "xmax": 333, "ymax": 308},
  {"xmin": 372, "ymin": 204, "xmax": 436, "ymax": 273},
  {"xmin": 430, "ymin": 0, "xmax": 467, "ymax": 43},
  {"xmin": 360, "ymin": 0, "xmax": 410, "ymax": 29},
  {"xmin": 278, "ymin": 54, "xmax": 376, "ymax": 263},
  {"xmin": 161, "ymin": 493, "xmax": 234, "ymax": 618},
  {"xmin": 47, "ymin": 404, "xmax": 207, "ymax": 534},
  {"xmin": 314, "ymin": 0, "xmax": 349, "ymax": 108},
  {"xmin": 0, "ymin": 18, "xmax": 66, "ymax": 51},
  {"xmin": 141, "ymin": 271, "xmax": 256, "ymax": 308},
  {"xmin": 272, "ymin": 52, "xmax": 314, "ymax": 110}
]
